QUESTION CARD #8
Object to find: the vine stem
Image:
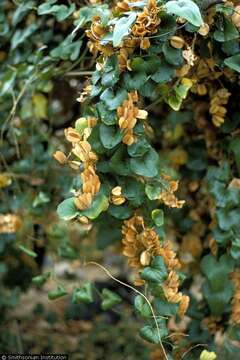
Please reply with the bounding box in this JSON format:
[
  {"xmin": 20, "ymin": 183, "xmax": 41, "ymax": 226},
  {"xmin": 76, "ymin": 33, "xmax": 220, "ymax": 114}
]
[
  {"xmin": 201, "ymin": 0, "xmax": 224, "ymax": 10},
  {"xmin": 181, "ymin": 343, "xmax": 208, "ymax": 359},
  {"xmin": 85, "ymin": 261, "xmax": 169, "ymax": 360}
]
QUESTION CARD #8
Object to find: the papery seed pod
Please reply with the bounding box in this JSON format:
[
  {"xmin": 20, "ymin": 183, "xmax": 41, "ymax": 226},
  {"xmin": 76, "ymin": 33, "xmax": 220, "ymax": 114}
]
[
  {"xmin": 123, "ymin": 131, "xmax": 135, "ymax": 145},
  {"xmin": 140, "ymin": 250, "xmax": 151, "ymax": 266},
  {"xmin": 78, "ymin": 216, "xmax": 89, "ymax": 224},
  {"xmin": 75, "ymin": 193, "xmax": 93, "ymax": 210},
  {"xmin": 112, "ymin": 186, "xmax": 122, "ymax": 196},
  {"xmin": 175, "ymin": 64, "xmax": 190, "ymax": 77},
  {"xmin": 170, "ymin": 36, "xmax": 185, "ymax": 49},
  {"xmin": 140, "ymin": 37, "xmax": 151, "ymax": 50},
  {"xmin": 198, "ymin": 23, "xmax": 210, "ymax": 36},
  {"xmin": 197, "ymin": 83, "xmax": 207, "ymax": 96},
  {"xmin": 232, "ymin": 5, "xmax": 240, "ymax": 28},
  {"xmin": 112, "ymin": 196, "xmax": 126, "ymax": 205},
  {"xmin": 53, "ymin": 151, "xmax": 67, "ymax": 165},
  {"xmin": 65, "ymin": 127, "xmax": 82, "ymax": 142}
]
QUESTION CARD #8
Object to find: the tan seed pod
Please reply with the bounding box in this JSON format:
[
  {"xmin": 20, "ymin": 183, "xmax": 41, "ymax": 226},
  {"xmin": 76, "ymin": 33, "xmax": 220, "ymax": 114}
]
[
  {"xmin": 137, "ymin": 109, "xmax": 148, "ymax": 119},
  {"xmin": 112, "ymin": 196, "xmax": 126, "ymax": 205},
  {"xmin": 229, "ymin": 178, "xmax": 240, "ymax": 189},
  {"xmin": 78, "ymin": 216, "xmax": 89, "ymax": 224},
  {"xmin": 53, "ymin": 151, "xmax": 67, "ymax": 165},
  {"xmin": 75, "ymin": 193, "xmax": 92, "ymax": 210},
  {"xmin": 140, "ymin": 37, "xmax": 151, "ymax": 50},
  {"xmin": 170, "ymin": 36, "xmax": 185, "ymax": 49},
  {"xmin": 140, "ymin": 250, "xmax": 151, "ymax": 266},
  {"xmin": 197, "ymin": 83, "xmax": 207, "ymax": 96},
  {"xmin": 198, "ymin": 23, "xmax": 210, "ymax": 36},
  {"xmin": 69, "ymin": 161, "xmax": 81, "ymax": 170},
  {"xmin": 112, "ymin": 186, "xmax": 122, "ymax": 196},
  {"xmin": 232, "ymin": 5, "xmax": 240, "ymax": 28},
  {"xmin": 175, "ymin": 64, "xmax": 190, "ymax": 77},
  {"xmin": 123, "ymin": 131, "xmax": 135, "ymax": 146},
  {"xmin": 65, "ymin": 127, "xmax": 81, "ymax": 142}
]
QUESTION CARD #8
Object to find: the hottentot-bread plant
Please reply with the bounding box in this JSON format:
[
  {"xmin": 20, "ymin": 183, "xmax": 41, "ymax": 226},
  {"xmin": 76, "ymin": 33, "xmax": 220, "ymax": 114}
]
[{"xmin": 55, "ymin": 0, "xmax": 240, "ymax": 358}]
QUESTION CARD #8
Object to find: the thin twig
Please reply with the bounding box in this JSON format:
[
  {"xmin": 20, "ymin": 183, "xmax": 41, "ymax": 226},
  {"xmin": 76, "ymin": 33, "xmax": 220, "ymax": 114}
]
[
  {"xmin": 1, "ymin": 74, "xmax": 37, "ymax": 143},
  {"xmin": 181, "ymin": 343, "xmax": 208, "ymax": 359},
  {"xmin": 85, "ymin": 261, "xmax": 169, "ymax": 360},
  {"xmin": 65, "ymin": 71, "xmax": 94, "ymax": 77}
]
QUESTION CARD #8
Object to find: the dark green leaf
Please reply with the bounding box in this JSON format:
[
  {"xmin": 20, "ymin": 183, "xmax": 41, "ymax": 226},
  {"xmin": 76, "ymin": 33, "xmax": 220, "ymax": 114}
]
[
  {"xmin": 72, "ymin": 283, "xmax": 93, "ymax": 304},
  {"xmin": 101, "ymin": 288, "xmax": 122, "ymax": 310}
]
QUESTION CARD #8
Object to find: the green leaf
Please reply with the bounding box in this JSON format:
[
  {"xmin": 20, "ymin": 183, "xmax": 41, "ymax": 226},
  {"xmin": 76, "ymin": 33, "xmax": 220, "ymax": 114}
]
[
  {"xmin": 151, "ymin": 61, "xmax": 175, "ymax": 83},
  {"xmin": 201, "ymin": 254, "xmax": 234, "ymax": 291},
  {"xmin": 140, "ymin": 325, "xmax": 160, "ymax": 344},
  {"xmin": 50, "ymin": 35, "xmax": 82, "ymax": 61},
  {"xmin": 141, "ymin": 256, "xmax": 168, "ymax": 283},
  {"xmin": 18, "ymin": 245, "xmax": 37, "ymax": 258},
  {"xmin": 58, "ymin": 244, "xmax": 78, "ymax": 260},
  {"xmin": 110, "ymin": 147, "xmax": 131, "ymax": 176},
  {"xmin": 229, "ymin": 138, "xmax": 240, "ymax": 174},
  {"xmin": 74, "ymin": 4, "xmax": 110, "ymax": 28},
  {"xmin": 121, "ymin": 179, "xmax": 145, "ymax": 207},
  {"xmin": 11, "ymin": 24, "xmax": 38, "ymax": 50},
  {"xmin": 151, "ymin": 209, "xmax": 164, "ymax": 227},
  {"xmin": 38, "ymin": 1, "xmax": 76, "ymax": 21},
  {"xmin": 131, "ymin": 56, "xmax": 161, "ymax": 74},
  {"xmin": 48, "ymin": 285, "xmax": 68, "ymax": 300},
  {"xmin": 82, "ymin": 192, "xmax": 109, "ymax": 219},
  {"xmin": 199, "ymin": 350, "xmax": 217, "ymax": 360},
  {"xmin": 224, "ymin": 54, "xmax": 240, "ymax": 73},
  {"xmin": 100, "ymin": 88, "xmax": 128, "ymax": 110},
  {"xmin": 57, "ymin": 197, "xmax": 79, "ymax": 220},
  {"xmin": 99, "ymin": 124, "xmax": 122, "ymax": 149},
  {"xmin": 165, "ymin": 0, "xmax": 203, "ymax": 27},
  {"xmin": 128, "ymin": 137, "xmax": 150, "ymax": 157},
  {"xmin": 162, "ymin": 42, "xmax": 183, "ymax": 66},
  {"xmin": 123, "ymin": 72, "xmax": 147, "ymax": 90},
  {"xmin": 32, "ymin": 272, "xmax": 51, "ymax": 287},
  {"xmin": 112, "ymin": 13, "xmax": 137, "ymax": 47},
  {"xmin": 33, "ymin": 191, "xmax": 50, "ymax": 207},
  {"xmin": 168, "ymin": 93, "xmax": 182, "ymax": 111},
  {"xmin": 202, "ymin": 281, "xmax": 233, "ymax": 315},
  {"xmin": 108, "ymin": 204, "xmax": 133, "ymax": 219},
  {"xmin": 72, "ymin": 282, "xmax": 93, "ymax": 304},
  {"xmin": 32, "ymin": 93, "xmax": 48, "ymax": 119},
  {"xmin": 140, "ymin": 319, "xmax": 168, "ymax": 344},
  {"xmin": 75, "ymin": 117, "xmax": 88, "ymax": 135},
  {"xmin": 96, "ymin": 102, "xmax": 117, "ymax": 125},
  {"xmin": 154, "ymin": 298, "xmax": 179, "ymax": 316},
  {"xmin": 216, "ymin": 208, "xmax": 240, "ymax": 231},
  {"xmin": 12, "ymin": 1, "xmax": 35, "ymax": 26},
  {"xmin": 134, "ymin": 295, "xmax": 152, "ymax": 318},
  {"xmin": 74, "ymin": 5, "xmax": 110, "ymax": 27},
  {"xmin": 130, "ymin": 148, "xmax": 159, "ymax": 177},
  {"xmin": 145, "ymin": 183, "xmax": 162, "ymax": 200},
  {"xmin": 101, "ymin": 288, "xmax": 122, "ymax": 310},
  {"xmin": 0, "ymin": 68, "xmax": 16, "ymax": 96},
  {"xmin": 214, "ymin": 18, "xmax": 239, "ymax": 42}
]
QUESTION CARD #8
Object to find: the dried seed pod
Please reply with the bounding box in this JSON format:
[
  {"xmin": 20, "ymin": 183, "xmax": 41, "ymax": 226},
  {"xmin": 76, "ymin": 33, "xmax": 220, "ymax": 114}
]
[
  {"xmin": 232, "ymin": 5, "xmax": 240, "ymax": 28},
  {"xmin": 170, "ymin": 36, "xmax": 185, "ymax": 49},
  {"xmin": 53, "ymin": 151, "xmax": 67, "ymax": 165},
  {"xmin": 111, "ymin": 186, "xmax": 122, "ymax": 196},
  {"xmin": 75, "ymin": 193, "xmax": 93, "ymax": 210},
  {"xmin": 140, "ymin": 37, "xmax": 151, "ymax": 50},
  {"xmin": 198, "ymin": 23, "xmax": 210, "ymax": 36},
  {"xmin": 140, "ymin": 250, "xmax": 151, "ymax": 266},
  {"xmin": 197, "ymin": 83, "xmax": 207, "ymax": 96}
]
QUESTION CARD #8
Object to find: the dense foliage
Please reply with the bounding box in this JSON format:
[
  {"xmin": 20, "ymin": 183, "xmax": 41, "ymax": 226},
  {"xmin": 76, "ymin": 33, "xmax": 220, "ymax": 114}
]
[{"xmin": 1, "ymin": 0, "xmax": 240, "ymax": 359}]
